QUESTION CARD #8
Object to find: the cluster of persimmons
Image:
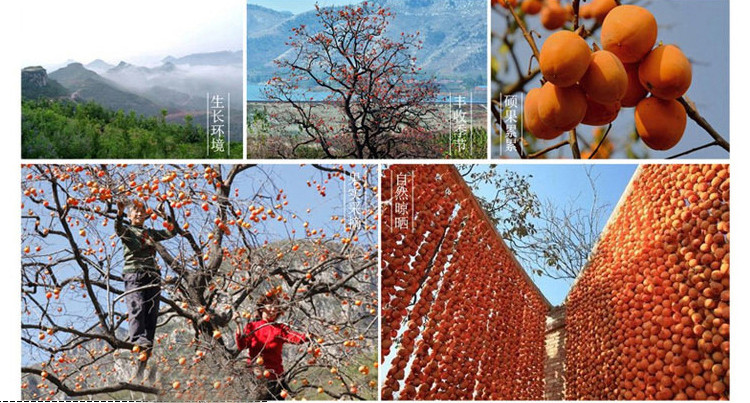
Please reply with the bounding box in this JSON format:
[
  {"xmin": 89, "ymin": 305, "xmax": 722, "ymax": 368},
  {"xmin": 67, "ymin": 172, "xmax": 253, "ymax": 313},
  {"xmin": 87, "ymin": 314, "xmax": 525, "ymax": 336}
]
[{"xmin": 499, "ymin": 0, "xmax": 693, "ymax": 151}]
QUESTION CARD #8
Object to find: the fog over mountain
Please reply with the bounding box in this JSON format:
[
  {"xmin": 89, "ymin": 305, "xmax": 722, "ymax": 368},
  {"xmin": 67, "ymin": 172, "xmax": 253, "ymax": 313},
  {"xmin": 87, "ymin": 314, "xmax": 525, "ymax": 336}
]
[
  {"xmin": 85, "ymin": 59, "xmax": 116, "ymax": 74},
  {"xmin": 48, "ymin": 63, "xmax": 161, "ymax": 117},
  {"xmin": 101, "ymin": 59, "xmax": 242, "ymax": 105}
]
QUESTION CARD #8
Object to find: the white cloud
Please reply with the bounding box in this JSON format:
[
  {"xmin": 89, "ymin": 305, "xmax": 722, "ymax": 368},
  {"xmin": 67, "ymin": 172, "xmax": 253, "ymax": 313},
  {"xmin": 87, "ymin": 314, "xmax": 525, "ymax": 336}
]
[{"xmin": 20, "ymin": 0, "xmax": 244, "ymax": 68}]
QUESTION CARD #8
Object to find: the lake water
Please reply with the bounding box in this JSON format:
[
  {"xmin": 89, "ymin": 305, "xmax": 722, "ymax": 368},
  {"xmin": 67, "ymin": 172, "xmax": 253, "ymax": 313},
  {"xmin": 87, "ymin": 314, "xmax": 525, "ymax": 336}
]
[
  {"xmin": 247, "ymin": 83, "xmax": 331, "ymax": 102},
  {"xmin": 247, "ymin": 83, "xmax": 487, "ymax": 104}
]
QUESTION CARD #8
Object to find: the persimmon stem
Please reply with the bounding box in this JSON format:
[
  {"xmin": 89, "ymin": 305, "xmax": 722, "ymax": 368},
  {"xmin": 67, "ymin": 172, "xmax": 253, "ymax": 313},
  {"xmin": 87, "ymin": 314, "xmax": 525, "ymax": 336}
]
[
  {"xmin": 588, "ymin": 124, "xmax": 613, "ymax": 159},
  {"xmin": 502, "ymin": 0, "xmax": 541, "ymax": 61},
  {"xmin": 529, "ymin": 140, "xmax": 569, "ymax": 159},
  {"xmin": 677, "ymin": 96, "xmax": 730, "ymax": 152},
  {"xmin": 573, "ymin": 0, "xmax": 582, "ymax": 30},
  {"xmin": 569, "ymin": 129, "xmax": 582, "ymax": 159}
]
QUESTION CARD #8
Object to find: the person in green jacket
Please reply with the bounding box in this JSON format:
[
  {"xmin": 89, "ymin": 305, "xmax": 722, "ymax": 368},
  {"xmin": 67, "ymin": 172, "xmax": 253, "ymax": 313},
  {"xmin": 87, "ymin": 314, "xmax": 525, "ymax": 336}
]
[{"xmin": 116, "ymin": 199, "xmax": 176, "ymax": 380}]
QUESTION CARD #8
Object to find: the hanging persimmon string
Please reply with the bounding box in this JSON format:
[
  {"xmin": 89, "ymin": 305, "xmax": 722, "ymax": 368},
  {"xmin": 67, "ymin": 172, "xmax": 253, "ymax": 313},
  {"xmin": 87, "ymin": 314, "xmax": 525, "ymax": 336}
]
[{"xmin": 381, "ymin": 165, "xmax": 547, "ymax": 400}]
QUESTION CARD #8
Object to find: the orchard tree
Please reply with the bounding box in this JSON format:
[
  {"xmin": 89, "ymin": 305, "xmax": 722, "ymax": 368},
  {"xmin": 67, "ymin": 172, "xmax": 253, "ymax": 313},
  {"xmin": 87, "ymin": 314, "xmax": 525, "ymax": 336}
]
[
  {"xmin": 266, "ymin": 2, "xmax": 443, "ymax": 159},
  {"xmin": 459, "ymin": 164, "xmax": 540, "ymax": 244},
  {"xmin": 511, "ymin": 166, "xmax": 610, "ymax": 279},
  {"xmin": 21, "ymin": 164, "xmax": 379, "ymax": 400}
]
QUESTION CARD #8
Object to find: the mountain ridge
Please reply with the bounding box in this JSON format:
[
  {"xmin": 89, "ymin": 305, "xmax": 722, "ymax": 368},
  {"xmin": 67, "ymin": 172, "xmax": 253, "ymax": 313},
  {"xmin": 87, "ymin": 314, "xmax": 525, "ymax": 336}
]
[
  {"xmin": 48, "ymin": 63, "xmax": 162, "ymax": 117},
  {"xmin": 161, "ymin": 50, "xmax": 242, "ymax": 66},
  {"xmin": 24, "ymin": 50, "xmax": 241, "ymax": 143}
]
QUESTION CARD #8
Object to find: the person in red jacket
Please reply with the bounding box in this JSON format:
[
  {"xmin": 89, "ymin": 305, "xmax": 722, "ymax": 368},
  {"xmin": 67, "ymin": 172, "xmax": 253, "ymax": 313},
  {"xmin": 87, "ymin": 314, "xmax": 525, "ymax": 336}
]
[{"xmin": 235, "ymin": 294, "xmax": 309, "ymax": 400}]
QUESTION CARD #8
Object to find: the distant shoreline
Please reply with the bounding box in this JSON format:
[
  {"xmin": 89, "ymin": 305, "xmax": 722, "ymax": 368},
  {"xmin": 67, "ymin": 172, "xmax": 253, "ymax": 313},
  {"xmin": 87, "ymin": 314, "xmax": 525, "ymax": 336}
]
[{"xmin": 246, "ymin": 99, "xmax": 488, "ymax": 105}]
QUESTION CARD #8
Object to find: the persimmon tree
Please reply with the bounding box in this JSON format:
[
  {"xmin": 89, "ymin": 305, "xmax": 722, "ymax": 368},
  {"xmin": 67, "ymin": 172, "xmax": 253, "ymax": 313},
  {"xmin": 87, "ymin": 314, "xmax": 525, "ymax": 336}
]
[
  {"xmin": 21, "ymin": 163, "xmax": 378, "ymax": 400},
  {"xmin": 265, "ymin": 2, "xmax": 442, "ymax": 159},
  {"xmin": 459, "ymin": 164, "xmax": 610, "ymax": 280},
  {"xmin": 459, "ymin": 164, "xmax": 540, "ymax": 243},
  {"xmin": 514, "ymin": 166, "xmax": 609, "ymax": 279}
]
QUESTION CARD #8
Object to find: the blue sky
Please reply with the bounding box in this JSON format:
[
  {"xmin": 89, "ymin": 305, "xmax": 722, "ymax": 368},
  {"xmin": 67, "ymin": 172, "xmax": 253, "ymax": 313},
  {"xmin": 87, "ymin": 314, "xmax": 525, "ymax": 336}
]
[
  {"xmin": 472, "ymin": 164, "xmax": 638, "ymax": 306},
  {"xmin": 492, "ymin": 0, "xmax": 730, "ymax": 159},
  {"xmin": 249, "ymin": 0, "xmax": 356, "ymax": 14}
]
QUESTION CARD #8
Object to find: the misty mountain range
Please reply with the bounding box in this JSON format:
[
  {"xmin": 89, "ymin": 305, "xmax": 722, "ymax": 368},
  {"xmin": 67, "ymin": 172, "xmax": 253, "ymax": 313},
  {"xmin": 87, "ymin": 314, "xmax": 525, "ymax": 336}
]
[
  {"xmin": 246, "ymin": 0, "xmax": 487, "ymax": 93},
  {"xmin": 22, "ymin": 51, "xmax": 243, "ymax": 142}
]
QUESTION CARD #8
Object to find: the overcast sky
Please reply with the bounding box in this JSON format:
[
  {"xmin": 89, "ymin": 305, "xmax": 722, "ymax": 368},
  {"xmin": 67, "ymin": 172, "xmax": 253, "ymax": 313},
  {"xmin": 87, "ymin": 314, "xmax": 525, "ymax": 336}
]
[
  {"xmin": 248, "ymin": 0, "xmax": 356, "ymax": 15},
  {"xmin": 20, "ymin": 0, "xmax": 244, "ymax": 68}
]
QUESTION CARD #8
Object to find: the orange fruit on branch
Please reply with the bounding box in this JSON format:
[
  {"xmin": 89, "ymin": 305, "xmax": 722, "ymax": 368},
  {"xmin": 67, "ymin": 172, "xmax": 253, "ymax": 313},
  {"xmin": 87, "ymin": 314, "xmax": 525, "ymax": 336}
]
[
  {"xmin": 580, "ymin": 50, "xmax": 628, "ymax": 104},
  {"xmin": 521, "ymin": 0, "xmax": 542, "ymax": 15},
  {"xmin": 540, "ymin": 0, "xmax": 569, "ymax": 30},
  {"xmin": 638, "ymin": 44, "xmax": 693, "ymax": 100},
  {"xmin": 537, "ymin": 82, "xmax": 588, "ymax": 131},
  {"xmin": 621, "ymin": 63, "xmax": 649, "ymax": 107},
  {"xmin": 634, "ymin": 97, "xmax": 687, "ymax": 150},
  {"xmin": 579, "ymin": 3, "xmax": 593, "ymax": 19},
  {"xmin": 601, "ymin": 5, "xmax": 658, "ymax": 63},
  {"xmin": 524, "ymin": 87, "xmax": 564, "ymax": 140},
  {"xmin": 589, "ymin": 0, "xmax": 618, "ymax": 22},
  {"xmin": 581, "ymin": 98, "xmax": 620, "ymax": 126},
  {"xmin": 540, "ymin": 30, "xmax": 592, "ymax": 88}
]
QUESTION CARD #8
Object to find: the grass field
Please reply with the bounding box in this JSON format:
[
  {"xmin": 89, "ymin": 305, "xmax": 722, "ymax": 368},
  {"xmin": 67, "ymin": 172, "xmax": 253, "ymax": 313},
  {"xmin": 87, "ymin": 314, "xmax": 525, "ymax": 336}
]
[{"xmin": 247, "ymin": 101, "xmax": 488, "ymax": 159}]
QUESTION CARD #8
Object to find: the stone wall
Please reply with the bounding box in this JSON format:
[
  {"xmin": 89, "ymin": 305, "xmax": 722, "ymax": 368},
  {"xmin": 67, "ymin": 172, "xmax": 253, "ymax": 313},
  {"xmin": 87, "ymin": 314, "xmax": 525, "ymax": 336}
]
[{"xmin": 544, "ymin": 305, "xmax": 566, "ymax": 400}]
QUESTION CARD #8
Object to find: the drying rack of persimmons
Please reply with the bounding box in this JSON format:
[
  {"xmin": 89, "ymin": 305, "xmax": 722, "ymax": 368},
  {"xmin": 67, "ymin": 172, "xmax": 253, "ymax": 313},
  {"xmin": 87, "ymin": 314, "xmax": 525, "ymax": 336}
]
[
  {"xmin": 381, "ymin": 164, "xmax": 551, "ymax": 400},
  {"xmin": 566, "ymin": 164, "xmax": 729, "ymax": 400},
  {"xmin": 381, "ymin": 164, "xmax": 729, "ymax": 400}
]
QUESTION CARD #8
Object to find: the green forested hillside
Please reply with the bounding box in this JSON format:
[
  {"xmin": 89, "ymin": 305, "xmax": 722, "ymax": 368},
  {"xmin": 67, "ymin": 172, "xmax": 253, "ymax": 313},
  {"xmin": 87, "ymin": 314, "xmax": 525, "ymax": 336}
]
[{"xmin": 22, "ymin": 99, "xmax": 239, "ymax": 159}]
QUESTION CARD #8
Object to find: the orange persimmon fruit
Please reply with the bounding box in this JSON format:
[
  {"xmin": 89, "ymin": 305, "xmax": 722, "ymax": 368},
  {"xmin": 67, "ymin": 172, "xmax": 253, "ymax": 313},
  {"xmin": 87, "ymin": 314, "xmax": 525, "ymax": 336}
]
[
  {"xmin": 601, "ymin": 5, "xmax": 658, "ymax": 63},
  {"xmin": 639, "ymin": 44, "xmax": 692, "ymax": 100},
  {"xmin": 635, "ymin": 97, "xmax": 687, "ymax": 151},
  {"xmin": 540, "ymin": 30, "xmax": 592, "ymax": 88}
]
